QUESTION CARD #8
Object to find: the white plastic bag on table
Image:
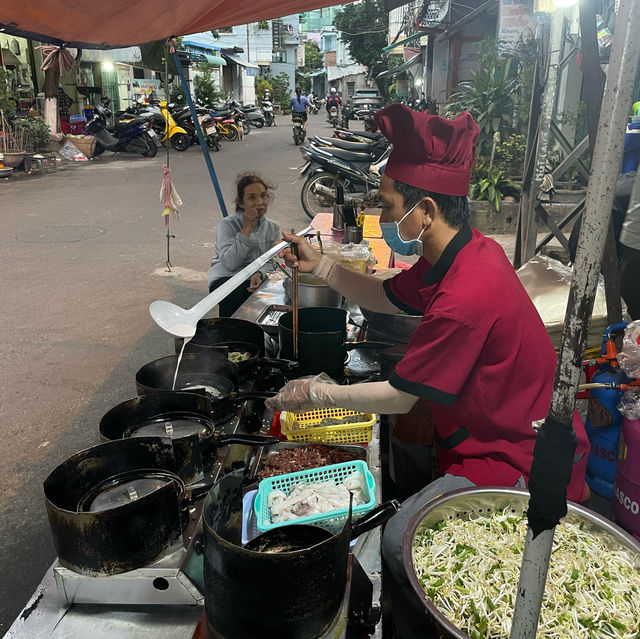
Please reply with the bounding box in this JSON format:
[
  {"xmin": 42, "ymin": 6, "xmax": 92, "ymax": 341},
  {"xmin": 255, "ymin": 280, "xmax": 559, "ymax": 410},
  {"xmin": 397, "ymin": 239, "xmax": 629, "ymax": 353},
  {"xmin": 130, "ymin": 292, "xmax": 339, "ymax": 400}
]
[
  {"xmin": 617, "ymin": 320, "xmax": 640, "ymax": 378},
  {"xmin": 516, "ymin": 255, "xmax": 608, "ymax": 347}
]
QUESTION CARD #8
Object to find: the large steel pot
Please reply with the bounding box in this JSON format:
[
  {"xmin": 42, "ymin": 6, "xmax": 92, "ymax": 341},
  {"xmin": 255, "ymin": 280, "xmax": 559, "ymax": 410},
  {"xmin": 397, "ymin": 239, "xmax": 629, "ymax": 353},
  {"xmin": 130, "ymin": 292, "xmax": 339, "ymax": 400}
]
[
  {"xmin": 402, "ymin": 487, "xmax": 640, "ymax": 639},
  {"xmin": 44, "ymin": 438, "xmax": 184, "ymax": 575},
  {"xmin": 284, "ymin": 274, "xmax": 342, "ymax": 308},
  {"xmin": 203, "ymin": 470, "xmax": 399, "ymax": 639}
]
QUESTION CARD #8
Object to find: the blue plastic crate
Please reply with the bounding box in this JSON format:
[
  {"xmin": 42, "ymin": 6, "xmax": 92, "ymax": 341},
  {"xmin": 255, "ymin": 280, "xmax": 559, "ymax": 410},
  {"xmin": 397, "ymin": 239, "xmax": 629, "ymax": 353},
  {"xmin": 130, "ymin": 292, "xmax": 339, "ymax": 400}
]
[{"xmin": 254, "ymin": 460, "xmax": 375, "ymax": 533}]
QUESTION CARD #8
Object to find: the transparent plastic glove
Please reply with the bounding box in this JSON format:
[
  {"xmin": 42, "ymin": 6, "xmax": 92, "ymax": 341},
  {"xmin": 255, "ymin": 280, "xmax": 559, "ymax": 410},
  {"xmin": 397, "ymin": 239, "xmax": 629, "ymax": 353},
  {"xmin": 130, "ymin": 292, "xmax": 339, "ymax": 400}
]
[{"xmin": 265, "ymin": 373, "xmax": 339, "ymax": 413}]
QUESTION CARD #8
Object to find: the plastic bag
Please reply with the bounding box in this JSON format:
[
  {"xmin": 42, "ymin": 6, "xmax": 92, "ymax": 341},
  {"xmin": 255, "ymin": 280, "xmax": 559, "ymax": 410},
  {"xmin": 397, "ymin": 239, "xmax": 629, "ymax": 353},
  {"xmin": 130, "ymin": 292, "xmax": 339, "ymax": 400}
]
[
  {"xmin": 617, "ymin": 390, "xmax": 640, "ymax": 421},
  {"xmin": 57, "ymin": 140, "xmax": 87, "ymax": 162},
  {"xmin": 323, "ymin": 241, "xmax": 377, "ymax": 274},
  {"xmin": 617, "ymin": 320, "xmax": 640, "ymax": 378}
]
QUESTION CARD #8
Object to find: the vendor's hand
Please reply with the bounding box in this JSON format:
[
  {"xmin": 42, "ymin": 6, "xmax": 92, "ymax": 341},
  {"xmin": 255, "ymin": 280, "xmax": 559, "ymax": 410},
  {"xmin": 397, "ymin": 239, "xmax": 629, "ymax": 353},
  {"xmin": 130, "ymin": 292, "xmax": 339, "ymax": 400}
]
[
  {"xmin": 265, "ymin": 374, "xmax": 339, "ymax": 413},
  {"xmin": 280, "ymin": 232, "xmax": 322, "ymax": 273},
  {"xmin": 247, "ymin": 272, "xmax": 263, "ymax": 292}
]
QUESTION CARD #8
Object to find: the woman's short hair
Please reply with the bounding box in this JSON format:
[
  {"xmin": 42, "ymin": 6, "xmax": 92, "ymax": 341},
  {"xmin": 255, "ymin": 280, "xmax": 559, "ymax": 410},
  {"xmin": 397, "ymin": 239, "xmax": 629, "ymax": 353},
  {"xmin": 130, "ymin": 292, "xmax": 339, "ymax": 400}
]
[{"xmin": 235, "ymin": 172, "xmax": 275, "ymax": 210}]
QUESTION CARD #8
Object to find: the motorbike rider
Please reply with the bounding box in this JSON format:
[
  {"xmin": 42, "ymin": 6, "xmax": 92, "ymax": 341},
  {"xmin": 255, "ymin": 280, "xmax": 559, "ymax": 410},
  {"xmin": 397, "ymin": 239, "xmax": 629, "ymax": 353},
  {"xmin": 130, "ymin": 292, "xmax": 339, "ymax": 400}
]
[
  {"xmin": 262, "ymin": 89, "xmax": 276, "ymax": 126},
  {"xmin": 326, "ymin": 87, "xmax": 341, "ymax": 121},
  {"xmin": 289, "ymin": 86, "xmax": 310, "ymax": 133},
  {"xmin": 267, "ymin": 103, "xmax": 590, "ymax": 638}
]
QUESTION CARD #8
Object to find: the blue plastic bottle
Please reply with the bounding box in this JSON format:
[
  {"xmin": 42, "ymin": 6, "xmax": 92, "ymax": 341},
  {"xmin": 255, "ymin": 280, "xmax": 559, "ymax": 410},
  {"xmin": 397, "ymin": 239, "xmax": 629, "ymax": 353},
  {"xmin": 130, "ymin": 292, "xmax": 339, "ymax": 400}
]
[{"xmin": 622, "ymin": 122, "xmax": 640, "ymax": 174}]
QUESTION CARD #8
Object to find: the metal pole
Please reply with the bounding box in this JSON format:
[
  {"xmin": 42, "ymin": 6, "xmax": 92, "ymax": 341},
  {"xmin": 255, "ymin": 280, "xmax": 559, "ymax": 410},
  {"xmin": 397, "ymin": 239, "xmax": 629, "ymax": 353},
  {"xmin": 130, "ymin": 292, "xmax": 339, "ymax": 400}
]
[
  {"xmin": 171, "ymin": 49, "xmax": 229, "ymax": 218},
  {"xmin": 509, "ymin": 0, "xmax": 640, "ymax": 636},
  {"xmin": 522, "ymin": 9, "xmax": 565, "ymax": 262}
]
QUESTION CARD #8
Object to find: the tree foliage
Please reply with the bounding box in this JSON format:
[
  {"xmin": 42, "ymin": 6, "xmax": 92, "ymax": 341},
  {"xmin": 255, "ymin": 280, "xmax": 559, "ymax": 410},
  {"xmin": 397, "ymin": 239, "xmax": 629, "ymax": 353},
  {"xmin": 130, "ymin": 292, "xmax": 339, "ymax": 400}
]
[
  {"xmin": 193, "ymin": 61, "xmax": 223, "ymax": 106},
  {"xmin": 267, "ymin": 72, "xmax": 292, "ymax": 111},
  {"xmin": 299, "ymin": 41, "xmax": 323, "ymax": 93},
  {"xmin": 444, "ymin": 39, "xmax": 535, "ymax": 156},
  {"xmin": 0, "ymin": 68, "xmax": 17, "ymax": 119},
  {"xmin": 333, "ymin": 0, "xmax": 388, "ymax": 76},
  {"xmin": 254, "ymin": 77, "xmax": 273, "ymax": 104}
]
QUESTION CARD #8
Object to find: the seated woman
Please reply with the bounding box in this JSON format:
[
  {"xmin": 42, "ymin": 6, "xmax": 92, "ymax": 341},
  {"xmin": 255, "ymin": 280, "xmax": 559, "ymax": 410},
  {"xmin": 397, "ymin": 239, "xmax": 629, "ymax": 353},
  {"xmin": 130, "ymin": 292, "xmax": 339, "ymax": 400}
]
[{"xmin": 207, "ymin": 172, "xmax": 280, "ymax": 317}]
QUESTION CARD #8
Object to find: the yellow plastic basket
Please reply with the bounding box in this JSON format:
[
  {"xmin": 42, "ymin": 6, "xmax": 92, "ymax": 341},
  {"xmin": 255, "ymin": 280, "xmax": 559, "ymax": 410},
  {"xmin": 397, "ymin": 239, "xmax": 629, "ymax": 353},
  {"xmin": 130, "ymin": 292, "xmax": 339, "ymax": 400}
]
[{"xmin": 280, "ymin": 408, "xmax": 376, "ymax": 444}]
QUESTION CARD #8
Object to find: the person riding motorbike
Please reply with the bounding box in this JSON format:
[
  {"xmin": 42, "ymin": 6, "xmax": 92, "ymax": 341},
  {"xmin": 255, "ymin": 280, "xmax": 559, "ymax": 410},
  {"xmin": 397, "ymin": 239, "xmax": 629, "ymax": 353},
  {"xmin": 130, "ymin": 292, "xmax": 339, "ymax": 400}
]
[
  {"xmin": 266, "ymin": 103, "xmax": 590, "ymax": 639},
  {"xmin": 262, "ymin": 89, "xmax": 276, "ymax": 126},
  {"xmin": 289, "ymin": 86, "xmax": 310, "ymax": 133},
  {"xmin": 325, "ymin": 87, "xmax": 341, "ymax": 122}
]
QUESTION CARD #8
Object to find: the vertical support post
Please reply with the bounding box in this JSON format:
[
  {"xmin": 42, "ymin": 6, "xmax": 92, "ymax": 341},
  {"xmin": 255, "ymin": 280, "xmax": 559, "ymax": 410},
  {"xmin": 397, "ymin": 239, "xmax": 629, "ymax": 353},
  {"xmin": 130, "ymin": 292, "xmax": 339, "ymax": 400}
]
[
  {"xmin": 514, "ymin": 15, "xmax": 550, "ymax": 269},
  {"xmin": 522, "ymin": 10, "xmax": 565, "ymax": 263},
  {"xmin": 509, "ymin": 1, "xmax": 640, "ymax": 636},
  {"xmin": 579, "ymin": 0, "xmax": 622, "ymax": 323},
  {"xmin": 171, "ymin": 49, "xmax": 229, "ymax": 218}
]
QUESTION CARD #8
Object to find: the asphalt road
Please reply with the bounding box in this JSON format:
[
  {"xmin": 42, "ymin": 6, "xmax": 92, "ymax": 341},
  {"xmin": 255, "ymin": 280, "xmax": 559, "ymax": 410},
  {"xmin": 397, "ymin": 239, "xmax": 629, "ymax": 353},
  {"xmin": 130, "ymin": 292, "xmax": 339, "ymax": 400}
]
[{"xmin": 0, "ymin": 114, "xmax": 351, "ymax": 633}]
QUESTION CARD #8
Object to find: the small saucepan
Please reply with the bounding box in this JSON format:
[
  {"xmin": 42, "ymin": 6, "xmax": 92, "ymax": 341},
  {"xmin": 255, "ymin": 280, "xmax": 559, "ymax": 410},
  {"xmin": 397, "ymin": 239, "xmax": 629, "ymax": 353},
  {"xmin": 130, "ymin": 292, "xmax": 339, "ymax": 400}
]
[
  {"xmin": 203, "ymin": 341, "xmax": 297, "ymax": 378},
  {"xmin": 99, "ymin": 392, "xmax": 280, "ymax": 483}
]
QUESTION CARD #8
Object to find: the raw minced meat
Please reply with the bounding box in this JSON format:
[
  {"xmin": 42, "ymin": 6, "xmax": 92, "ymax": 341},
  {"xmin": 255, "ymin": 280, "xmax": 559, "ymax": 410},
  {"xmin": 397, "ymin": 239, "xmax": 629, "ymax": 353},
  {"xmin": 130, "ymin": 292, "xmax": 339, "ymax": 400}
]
[{"xmin": 259, "ymin": 444, "xmax": 363, "ymax": 479}]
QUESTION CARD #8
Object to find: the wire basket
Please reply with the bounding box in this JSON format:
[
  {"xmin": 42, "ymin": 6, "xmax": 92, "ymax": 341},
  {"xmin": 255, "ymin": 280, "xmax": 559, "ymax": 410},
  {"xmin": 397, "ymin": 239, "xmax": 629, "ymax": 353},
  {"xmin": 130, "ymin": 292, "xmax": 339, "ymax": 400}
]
[
  {"xmin": 254, "ymin": 459, "xmax": 376, "ymax": 533},
  {"xmin": 280, "ymin": 408, "xmax": 376, "ymax": 444}
]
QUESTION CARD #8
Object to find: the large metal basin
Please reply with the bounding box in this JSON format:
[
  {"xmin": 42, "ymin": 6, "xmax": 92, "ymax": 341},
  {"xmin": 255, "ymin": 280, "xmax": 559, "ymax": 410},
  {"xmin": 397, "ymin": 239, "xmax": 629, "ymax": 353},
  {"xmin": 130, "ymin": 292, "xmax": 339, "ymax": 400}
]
[{"xmin": 402, "ymin": 487, "xmax": 640, "ymax": 639}]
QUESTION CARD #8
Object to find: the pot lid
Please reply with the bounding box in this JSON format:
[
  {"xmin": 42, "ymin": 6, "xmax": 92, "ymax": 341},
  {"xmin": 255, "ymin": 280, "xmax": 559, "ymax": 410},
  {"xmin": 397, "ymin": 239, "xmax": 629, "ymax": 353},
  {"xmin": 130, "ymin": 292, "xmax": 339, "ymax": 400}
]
[
  {"xmin": 124, "ymin": 415, "xmax": 213, "ymax": 440},
  {"xmin": 77, "ymin": 469, "xmax": 181, "ymax": 513}
]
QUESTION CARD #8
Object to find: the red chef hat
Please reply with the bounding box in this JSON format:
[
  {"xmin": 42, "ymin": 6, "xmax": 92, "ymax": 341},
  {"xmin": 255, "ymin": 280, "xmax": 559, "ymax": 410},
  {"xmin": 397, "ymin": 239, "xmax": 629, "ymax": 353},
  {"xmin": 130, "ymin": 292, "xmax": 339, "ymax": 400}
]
[{"xmin": 374, "ymin": 103, "xmax": 480, "ymax": 196}]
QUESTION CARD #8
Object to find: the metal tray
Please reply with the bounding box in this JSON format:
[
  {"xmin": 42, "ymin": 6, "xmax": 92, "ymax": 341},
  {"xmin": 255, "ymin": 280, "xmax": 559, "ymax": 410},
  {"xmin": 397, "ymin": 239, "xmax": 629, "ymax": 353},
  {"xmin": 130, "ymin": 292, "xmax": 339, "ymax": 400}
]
[
  {"xmin": 255, "ymin": 304, "xmax": 292, "ymax": 334},
  {"xmin": 403, "ymin": 487, "xmax": 640, "ymax": 639}
]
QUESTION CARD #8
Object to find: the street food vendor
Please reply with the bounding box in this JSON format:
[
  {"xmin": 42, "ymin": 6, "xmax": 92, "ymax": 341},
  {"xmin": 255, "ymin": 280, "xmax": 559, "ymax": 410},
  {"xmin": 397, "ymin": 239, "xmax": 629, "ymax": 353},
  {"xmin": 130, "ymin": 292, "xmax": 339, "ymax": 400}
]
[
  {"xmin": 266, "ymin": 103, "xmax": 590, "ymax": 638},
  {"xmin": 207, "ymin": 172, "xmax": 280, "ymax": 317}
]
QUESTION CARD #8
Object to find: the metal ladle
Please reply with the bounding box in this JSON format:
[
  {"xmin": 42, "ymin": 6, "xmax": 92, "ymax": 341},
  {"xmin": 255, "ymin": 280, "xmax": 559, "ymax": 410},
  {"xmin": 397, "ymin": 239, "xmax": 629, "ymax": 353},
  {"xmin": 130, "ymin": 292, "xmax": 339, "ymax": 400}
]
[{"xmin": 150, "ymin": 226, "xmax": 312, "ymax": 338}]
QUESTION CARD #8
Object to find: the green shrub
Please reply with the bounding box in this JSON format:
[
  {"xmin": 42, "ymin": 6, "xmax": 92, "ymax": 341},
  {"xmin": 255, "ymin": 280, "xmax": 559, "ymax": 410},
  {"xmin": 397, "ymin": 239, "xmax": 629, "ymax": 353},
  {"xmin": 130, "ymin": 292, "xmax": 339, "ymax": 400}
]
[
  {"xmin": 469, "ymin": 167, "xmax": 520, "ymax": 211},
  {"xmin": 14, "ymin": 116, "xmax": 50, "ymax": 153}
]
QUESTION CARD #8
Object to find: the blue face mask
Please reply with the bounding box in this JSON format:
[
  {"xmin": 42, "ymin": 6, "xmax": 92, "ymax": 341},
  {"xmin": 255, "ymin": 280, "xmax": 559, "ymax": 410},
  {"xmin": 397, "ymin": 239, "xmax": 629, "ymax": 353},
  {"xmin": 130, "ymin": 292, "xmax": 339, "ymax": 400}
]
[{"xmin": 380, "ymin": 201, "xmax": 425, "ymax": 256}]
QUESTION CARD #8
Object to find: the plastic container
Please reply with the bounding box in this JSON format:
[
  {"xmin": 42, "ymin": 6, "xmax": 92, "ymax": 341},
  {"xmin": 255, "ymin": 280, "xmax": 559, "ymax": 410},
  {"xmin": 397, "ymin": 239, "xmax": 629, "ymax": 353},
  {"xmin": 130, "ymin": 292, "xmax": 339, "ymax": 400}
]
[
  {"xmin": 254, "ymin": 459, "xmax": 376, "ymax": 533},
  {"xmin": 614, "ymin": 418, "xmax": 640, "ymax": 540},
  {"xmin": 280, "ymin": 408, "xmax": 376, "ymax": 444}
]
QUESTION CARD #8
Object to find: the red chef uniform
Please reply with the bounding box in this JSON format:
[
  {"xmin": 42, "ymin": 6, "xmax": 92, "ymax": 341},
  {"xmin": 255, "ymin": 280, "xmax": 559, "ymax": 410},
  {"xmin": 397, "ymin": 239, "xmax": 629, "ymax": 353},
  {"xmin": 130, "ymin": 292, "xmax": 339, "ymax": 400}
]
[{"xmin": 384, "ymin": 226, "xmax": 589, "ymax": 501}]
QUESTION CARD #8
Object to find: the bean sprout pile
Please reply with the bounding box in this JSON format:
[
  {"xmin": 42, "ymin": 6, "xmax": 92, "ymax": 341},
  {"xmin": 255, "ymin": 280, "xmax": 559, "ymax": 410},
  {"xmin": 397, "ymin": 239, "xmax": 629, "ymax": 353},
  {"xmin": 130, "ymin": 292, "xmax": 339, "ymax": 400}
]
[{"xmin": 412, "ymin": 508, "xmax": 640, "ymax": 638}]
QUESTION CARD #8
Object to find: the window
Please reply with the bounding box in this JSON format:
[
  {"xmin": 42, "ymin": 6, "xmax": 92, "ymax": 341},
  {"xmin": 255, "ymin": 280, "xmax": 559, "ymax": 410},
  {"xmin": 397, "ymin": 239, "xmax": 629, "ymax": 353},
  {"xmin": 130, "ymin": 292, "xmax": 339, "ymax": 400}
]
[
  {"xmin": 347, "ymin": 82, "xmax": 355, "ymax": 96},
  {"xmin": 218, "ymin": 27, "xmax": 233, "ymax": 33},
  {"xmin": 272, "ymin": 50, "xmax": 287, "ymax": 63}
]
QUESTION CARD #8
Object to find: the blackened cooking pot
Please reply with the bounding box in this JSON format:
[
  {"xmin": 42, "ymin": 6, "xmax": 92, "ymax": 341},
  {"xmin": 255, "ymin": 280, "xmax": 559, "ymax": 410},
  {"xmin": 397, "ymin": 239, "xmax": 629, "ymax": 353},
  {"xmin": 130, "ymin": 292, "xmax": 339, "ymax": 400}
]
[
  {"xmin": 175, "ymin": 317, "xmax": 266, "ymax": 356},
  {"xmin": 99, "ymin": 392, "xmax": 279, "ymax": 483},
  {"xmin": 134, "ymin": 351, "xmax": 274, "ymax": 418},
  {"xmin": 278, "ymin": 307, "xmax": 392, "ymax": 375},
  {"xmin": 44, "ymin": 438, "xmax": 185, "ymax": 575},
  {"xmin": 202, "ymin": 470, "xmax": 399, "ymax": 639}
]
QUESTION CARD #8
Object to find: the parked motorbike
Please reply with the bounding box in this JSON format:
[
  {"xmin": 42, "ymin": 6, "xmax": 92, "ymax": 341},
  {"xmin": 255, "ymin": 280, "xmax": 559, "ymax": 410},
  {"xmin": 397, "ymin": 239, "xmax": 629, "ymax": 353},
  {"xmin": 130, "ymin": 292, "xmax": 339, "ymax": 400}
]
[
  {"xmin": 333, "ymin": 127, "xmax": 387, "ymax": 145},
  {"xmin": 211, "ymin": 103, "xmax": 250, "ymax": 137},
  {"xmin": 262, "ymin": 99, "xmax": 275, "ymax": 127},
  {"xmin": 157, "ymin": 101, "xmax": 190, "ymax": 151},
  {"xmin": 198, "ymin": 113, "xmax": 222, "ymax": 151},
  {"xmin": 88, "ymin": 98, "xmax": 157, "ymax": 157},
  {"xmin": 228, "ymin": 100, "xmax": 265, "ymax": 128},
  {"xmin": 298, "ymin": 141, "xmax": 391, "ymax": 218}
]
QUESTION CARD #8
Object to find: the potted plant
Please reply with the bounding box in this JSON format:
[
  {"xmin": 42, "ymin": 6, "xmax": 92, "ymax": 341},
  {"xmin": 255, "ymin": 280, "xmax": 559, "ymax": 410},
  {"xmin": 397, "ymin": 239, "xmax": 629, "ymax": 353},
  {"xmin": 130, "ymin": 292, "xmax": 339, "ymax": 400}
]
[{"xmin": 14, "ymin": 116, "xmax": 51, "ymax": 154}]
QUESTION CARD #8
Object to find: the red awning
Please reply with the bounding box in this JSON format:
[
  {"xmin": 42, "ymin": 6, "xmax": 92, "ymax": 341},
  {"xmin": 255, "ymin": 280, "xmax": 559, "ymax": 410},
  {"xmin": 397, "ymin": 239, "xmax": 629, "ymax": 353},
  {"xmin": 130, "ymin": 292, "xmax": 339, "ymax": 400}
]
[{"xmin": 0, "ymin": 0, "xmax": 349, "ymax": 49}]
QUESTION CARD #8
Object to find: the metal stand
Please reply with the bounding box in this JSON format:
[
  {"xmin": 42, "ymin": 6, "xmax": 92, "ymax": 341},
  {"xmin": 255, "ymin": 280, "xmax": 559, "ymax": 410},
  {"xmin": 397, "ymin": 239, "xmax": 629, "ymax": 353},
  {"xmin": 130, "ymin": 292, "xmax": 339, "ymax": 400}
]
[{"xmin": 510, "ymin": 0, "xmax": 640, "ymax": 636}]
